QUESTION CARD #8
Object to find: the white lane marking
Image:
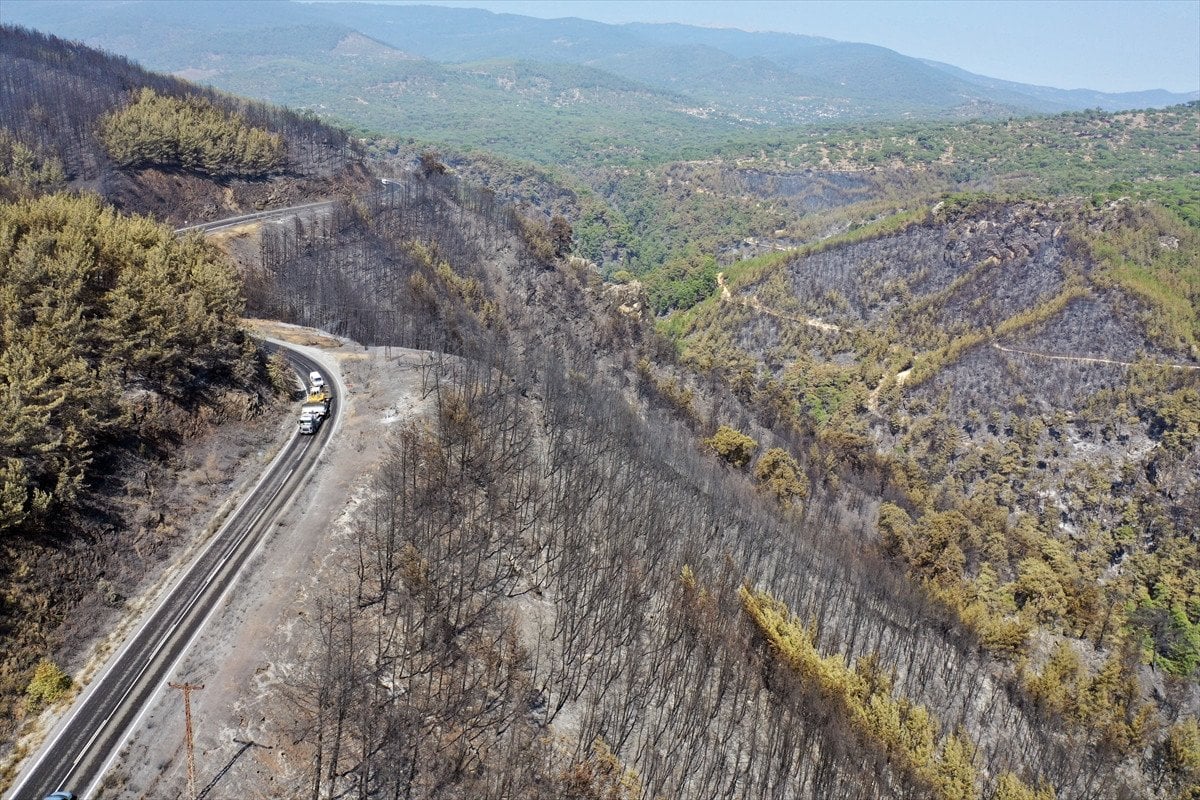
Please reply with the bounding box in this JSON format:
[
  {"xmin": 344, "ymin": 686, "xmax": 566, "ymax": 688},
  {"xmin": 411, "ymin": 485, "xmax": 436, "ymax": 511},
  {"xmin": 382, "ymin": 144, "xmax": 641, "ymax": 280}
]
[
  {"xmin": 81, "ymin": 358, "xmax": 336, "ymax": 798},
  {"xmin": 5, "ymin": 358, "xmax": 312, "ymax": 800},
  {"xmin": 172, "ymin": 200, "xmax": 335, "ymax": 234}
]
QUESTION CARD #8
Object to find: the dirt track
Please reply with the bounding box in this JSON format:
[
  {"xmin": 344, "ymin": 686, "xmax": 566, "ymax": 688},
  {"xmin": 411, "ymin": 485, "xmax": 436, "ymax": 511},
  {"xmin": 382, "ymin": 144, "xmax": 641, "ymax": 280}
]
[
  {"xmin": 992, "ymin": 342, "xmax": 1200, "ymax": 370},
  {"xmin": 717, "ymin": 271, "xmax": 842, "ymax": 332}
]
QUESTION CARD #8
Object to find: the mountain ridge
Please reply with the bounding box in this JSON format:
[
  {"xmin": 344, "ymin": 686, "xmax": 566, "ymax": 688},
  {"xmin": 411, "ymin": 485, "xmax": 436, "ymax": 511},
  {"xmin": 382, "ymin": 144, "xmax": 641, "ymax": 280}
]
[
  {"xmin": 919, "ymin": 58, "xmax": 1200, "ymax": 111},
  {"xmin": 3, "ymin": 0, "xmax": 1195, "ymax": 129}
]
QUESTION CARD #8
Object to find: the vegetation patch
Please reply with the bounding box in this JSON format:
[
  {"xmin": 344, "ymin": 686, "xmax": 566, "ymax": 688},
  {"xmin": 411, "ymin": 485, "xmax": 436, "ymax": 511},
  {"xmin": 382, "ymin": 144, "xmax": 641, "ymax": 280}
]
[
  {"xmin": 0, "ymin": 192, "xmax": 256, "ymax": 533},
  {"xmin": 23, "ymin": 658, "xmax": 71, "ymax": 712},
  {"xmin": 1084, "ymin": 203, "xmax": 1200, "ymax": 356},
  {"xmin": 704, "ymin": 424, "xmax": 758, "ymax": 467},
  {"xmin": 741, "ymin": 586, "xmax": 1052, "ymax": 800},
  {"xmin": 0, "ymin": 131, "xmax": 64, "ymax": 197},
  {"xmin": 100, "ymin": 88, "xmax": 285, "ymax": 178}
]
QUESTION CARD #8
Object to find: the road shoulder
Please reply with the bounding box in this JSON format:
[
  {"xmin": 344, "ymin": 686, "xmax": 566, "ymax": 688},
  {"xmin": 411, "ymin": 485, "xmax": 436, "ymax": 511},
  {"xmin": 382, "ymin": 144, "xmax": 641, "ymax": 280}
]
[{"xmin": 101, "ymin": 333, "xmax": 435, "ymax": 798}]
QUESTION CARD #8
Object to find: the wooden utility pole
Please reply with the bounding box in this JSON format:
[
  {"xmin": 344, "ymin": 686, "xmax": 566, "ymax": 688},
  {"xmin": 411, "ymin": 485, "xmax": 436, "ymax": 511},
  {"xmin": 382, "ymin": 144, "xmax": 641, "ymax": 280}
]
[{"xmin": 169, "ymin": 681, "xmax": 204, "ymax": 800}]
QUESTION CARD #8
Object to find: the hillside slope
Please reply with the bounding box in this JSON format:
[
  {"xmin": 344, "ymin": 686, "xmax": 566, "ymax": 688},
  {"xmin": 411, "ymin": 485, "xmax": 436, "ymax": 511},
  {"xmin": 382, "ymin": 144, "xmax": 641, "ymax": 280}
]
[
  {"xmin": 205, "ymin": 163, "xmax": 1200, "ymax": 798},
  {"xmin": 670, "ymin": 195, "xmax": 1199, "ymax": 756},
  {"xmin": 0, "ymin": 27, "xmax": 363, "ymax": 768},
  {"xmin": 921, "ymin": 59, "xmax": 1200, "ymax": 112},
  {"xmin": 1, "ymin": 27, "xmax": 1196, "ymax": 800},
  {"xmin": 0, "ymin": 25, "xmax": 368, "ymax": 222}
]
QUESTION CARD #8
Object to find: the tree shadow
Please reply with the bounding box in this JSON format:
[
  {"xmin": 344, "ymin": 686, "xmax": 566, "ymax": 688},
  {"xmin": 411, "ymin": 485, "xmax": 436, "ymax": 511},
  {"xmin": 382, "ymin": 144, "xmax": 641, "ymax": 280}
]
[{"xmin": 198, "ymin": 738, "xmax": 273, "ymax": 800}]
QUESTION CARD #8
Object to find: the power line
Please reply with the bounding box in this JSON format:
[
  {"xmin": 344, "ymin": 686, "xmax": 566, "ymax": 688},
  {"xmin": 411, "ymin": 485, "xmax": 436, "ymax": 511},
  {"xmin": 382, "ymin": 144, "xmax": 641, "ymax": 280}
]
[{"xmin": 169, "ymin": 681, "xmax": 205, "ymax": 800}]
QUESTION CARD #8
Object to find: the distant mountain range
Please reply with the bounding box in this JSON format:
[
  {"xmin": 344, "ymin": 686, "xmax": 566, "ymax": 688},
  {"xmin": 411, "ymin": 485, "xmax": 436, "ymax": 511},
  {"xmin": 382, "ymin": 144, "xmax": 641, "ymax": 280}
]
[
  {"xmin": 918, "ymin": 59, "xmax": 1199, "ymax": 113},
  {"xmin": 3, "ymin": 0, "xmax": 1196, "ymax": 161}
]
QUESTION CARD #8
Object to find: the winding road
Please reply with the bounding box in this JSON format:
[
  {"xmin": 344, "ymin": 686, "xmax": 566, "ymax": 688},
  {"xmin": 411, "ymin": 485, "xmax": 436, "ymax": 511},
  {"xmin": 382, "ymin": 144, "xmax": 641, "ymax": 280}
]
[
  {"xmin": 6, "ymin": 206, "xmax": 341, "ymax": 800},
  {"xmin": 7, "ymin": 347, "xmax": 334, "ymax": 800},
  {"xmin": 174, "ymin": 199, "xmax": 337, "ymax": 235}
]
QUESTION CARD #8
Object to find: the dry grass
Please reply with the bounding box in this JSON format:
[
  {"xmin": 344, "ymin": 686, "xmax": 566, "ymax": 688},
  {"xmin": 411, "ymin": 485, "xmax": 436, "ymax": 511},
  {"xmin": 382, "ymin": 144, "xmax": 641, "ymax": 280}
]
[
  {"xmin": 242, "ymin": 318, "xmax": 345, "ymax": 348},
  {"xmin": 206, "ymin": 221, "xmax": 261, "ymax": 246}
]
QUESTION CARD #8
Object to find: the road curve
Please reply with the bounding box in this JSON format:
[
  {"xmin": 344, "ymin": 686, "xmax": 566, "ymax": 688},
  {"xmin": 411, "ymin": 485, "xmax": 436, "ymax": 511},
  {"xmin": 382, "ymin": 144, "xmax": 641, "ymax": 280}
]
[
  {"xmin": 174, "ymin": 198, "xmax": 337, "ymax": 235},
  {"xmin": 6, "ymin": 346, "xmax": 336, "ymax": 800}
]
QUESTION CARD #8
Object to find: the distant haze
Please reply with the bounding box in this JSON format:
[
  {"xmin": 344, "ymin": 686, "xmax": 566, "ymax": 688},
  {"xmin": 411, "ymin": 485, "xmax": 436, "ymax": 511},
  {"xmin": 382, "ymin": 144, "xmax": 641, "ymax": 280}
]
[{"xmin": 380, "ymin": 0, "xmax": 1200, "ymax": 94}]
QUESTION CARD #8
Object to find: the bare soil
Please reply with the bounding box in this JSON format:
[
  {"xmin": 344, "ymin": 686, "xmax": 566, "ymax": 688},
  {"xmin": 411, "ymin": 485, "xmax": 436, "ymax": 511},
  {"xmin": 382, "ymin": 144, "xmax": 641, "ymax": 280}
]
[{"xmin": 95, "ymin": 325, "xmax": 435, "ymax": 799}]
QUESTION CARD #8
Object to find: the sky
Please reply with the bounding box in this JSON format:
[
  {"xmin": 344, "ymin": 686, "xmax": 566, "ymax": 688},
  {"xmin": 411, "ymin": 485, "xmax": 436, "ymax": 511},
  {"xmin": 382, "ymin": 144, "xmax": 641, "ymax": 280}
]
[{"xmin": 391, "ymin": 0, "xmax": 1200, "ymax": 93}]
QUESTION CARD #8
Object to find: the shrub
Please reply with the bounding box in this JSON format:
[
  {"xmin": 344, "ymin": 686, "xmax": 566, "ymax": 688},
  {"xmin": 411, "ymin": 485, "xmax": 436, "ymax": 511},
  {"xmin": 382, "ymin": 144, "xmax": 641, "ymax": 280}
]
[
  {"xmin": 266, "ymin": 351, "xmax": 298, "ymax": 396},
  {"xmin": 418, "ymin": 150, "xmax": 447, "ymax": 176},
  {"xmin": 1165, "ymin": 718, "xmax": 1200, "ymax": 782},
  {"xmin": 994, "ymin": 773, "xmax": 1056, "ymax": 800},
  {"xmin": 557, "ymin": 737, "xmax": 642, "ymax": 800},
  {"xmin": 704, "ymin": 425, "xmax": 758, "ymax": 468},
  {"xmin": 25, "ymin": 658, "xmax": 71, "ymax": 712},
  {"xmin": 753, "ymin": 447, "xmax": 809, "ymax": 506}
]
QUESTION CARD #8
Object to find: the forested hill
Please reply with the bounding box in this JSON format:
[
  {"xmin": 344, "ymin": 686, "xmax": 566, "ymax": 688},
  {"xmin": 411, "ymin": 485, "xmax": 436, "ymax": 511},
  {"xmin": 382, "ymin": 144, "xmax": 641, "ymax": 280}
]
[
  {"xmin": 0, "ymin": 25, "xmax": 366, "ymax": 758},
  {"xmin": 3, "ymin": 1, "xmax": 1196, "ymax": 171},
  {"xmin": 0, "ymin": 24, "xmax": 1196, "ymax": 799},
  {"xmin": 410, "ymin": 100, "xmax": 1199, "ymax": 309},
  {"xmin": 0, "ymin": 25, "xmax": 369, "ymax": 222}
]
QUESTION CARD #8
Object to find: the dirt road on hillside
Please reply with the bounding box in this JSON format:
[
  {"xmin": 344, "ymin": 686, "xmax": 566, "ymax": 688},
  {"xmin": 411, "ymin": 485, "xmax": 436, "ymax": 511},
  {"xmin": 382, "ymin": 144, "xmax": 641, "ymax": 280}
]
[
  {"xmin": 717, "ymin": 271, "xmax": 842, "ymax": 332},
  {"xmin": 713, "ymin": 273, "xmax": 1198, "ymax": 415}
]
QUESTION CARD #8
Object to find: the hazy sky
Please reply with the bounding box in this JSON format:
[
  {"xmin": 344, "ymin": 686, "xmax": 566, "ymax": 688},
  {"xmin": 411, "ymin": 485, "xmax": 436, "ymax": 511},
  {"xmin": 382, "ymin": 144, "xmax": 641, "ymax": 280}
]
[{"xmin": 392, "ymin": 0, "xmax": 1200, "ymax": 93}]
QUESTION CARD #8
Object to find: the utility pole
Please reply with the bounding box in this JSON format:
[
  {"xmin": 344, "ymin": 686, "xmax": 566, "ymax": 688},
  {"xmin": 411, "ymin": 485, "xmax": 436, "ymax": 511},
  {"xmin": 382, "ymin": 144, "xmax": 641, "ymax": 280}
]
[{"xmin": 169, "ymin": 681, "xmax": 205, "ymax": 800}]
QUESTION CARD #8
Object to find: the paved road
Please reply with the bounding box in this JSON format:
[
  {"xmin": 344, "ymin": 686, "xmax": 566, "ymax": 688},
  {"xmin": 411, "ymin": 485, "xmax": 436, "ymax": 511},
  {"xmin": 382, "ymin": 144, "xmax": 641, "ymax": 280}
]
[
  {"xmin": 174, "ymin": 199, "xmax": 337, "ymax": 235},
  {"xmin": 5, "ymin": 346, "xmax": 335, "ymax": 800}
]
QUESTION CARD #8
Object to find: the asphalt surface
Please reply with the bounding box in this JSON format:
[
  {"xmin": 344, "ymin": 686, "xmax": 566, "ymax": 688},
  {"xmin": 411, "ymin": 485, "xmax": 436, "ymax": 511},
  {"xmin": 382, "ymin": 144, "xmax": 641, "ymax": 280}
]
[
  {"xmin": 174, "ymin": 199, "xmax": 336, "ymax": 235},
  {"xmin": 6, "ymin": 346, "xmax": 336, "ymax": 800}
]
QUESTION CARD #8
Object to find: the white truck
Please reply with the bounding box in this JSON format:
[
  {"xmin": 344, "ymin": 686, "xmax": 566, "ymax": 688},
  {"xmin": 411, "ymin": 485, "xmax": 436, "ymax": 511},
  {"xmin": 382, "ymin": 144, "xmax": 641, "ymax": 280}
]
[{"xmin": 299, "ymin": 386, "xmax": 331, "ymax": 435}]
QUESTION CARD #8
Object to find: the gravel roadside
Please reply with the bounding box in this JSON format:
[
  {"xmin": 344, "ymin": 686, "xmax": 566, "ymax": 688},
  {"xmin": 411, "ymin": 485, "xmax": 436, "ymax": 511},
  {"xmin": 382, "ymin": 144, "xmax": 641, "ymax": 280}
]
[{"xmin": 94, "ymin": 324, "xmax": 435, "ymax": 798}]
